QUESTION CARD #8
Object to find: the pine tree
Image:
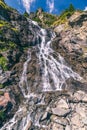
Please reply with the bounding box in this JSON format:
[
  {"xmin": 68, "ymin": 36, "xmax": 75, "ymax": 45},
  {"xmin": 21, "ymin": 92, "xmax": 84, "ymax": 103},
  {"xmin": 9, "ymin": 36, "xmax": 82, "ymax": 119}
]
[{"xmin": 69, "ymin": 4, "xmax": 75, "ymax": 12}]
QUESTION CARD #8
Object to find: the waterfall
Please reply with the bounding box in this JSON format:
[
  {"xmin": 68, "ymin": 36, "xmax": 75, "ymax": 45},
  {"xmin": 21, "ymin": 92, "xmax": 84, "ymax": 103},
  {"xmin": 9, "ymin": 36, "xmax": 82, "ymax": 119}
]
[
  {"xmin": 1, "ymin": 20, "xmax": 82, "ymax": 130},
  {"xmin": 37, "ymin": 28, "xmax": 81, "ymax": 92}
]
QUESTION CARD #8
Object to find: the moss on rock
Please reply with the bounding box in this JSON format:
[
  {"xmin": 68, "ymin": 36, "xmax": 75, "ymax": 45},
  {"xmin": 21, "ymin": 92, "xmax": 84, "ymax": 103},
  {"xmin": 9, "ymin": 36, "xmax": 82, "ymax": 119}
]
[
  {"xmin": 0, "ymin": 110, "xmax": 5, "ymax": 120},
  {"xmin": 0, "ymin": 56, "xmax": 8, "ymax": 71}
]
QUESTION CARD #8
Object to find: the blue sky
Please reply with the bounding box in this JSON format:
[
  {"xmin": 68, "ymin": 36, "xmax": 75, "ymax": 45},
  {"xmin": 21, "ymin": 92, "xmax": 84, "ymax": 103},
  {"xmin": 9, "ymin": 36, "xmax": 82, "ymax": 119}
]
[{"xmin": 5, "ymin": 0, "xmax": 87, "ymax": 14}]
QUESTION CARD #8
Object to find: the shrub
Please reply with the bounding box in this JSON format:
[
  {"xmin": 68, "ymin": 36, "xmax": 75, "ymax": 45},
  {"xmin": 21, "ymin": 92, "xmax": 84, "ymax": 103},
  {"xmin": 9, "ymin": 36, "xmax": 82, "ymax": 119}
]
[
  {"xmin": 0, "ymin": 110, "xmax": 5, "ymax": 120},
  {"xmin": 53, "ymin": 4, "xmax": 75, "ymax": 26},
  {"xmin": 23, "ymin": 11, "xmax": 29, "ymax": 17},
  {"xmin": 0, "ymin": 84, "xmax": 4, "ymax": 89},
  {"xmin": 0, "ymin": 56, "xmax": 8, "ymax": 71}
]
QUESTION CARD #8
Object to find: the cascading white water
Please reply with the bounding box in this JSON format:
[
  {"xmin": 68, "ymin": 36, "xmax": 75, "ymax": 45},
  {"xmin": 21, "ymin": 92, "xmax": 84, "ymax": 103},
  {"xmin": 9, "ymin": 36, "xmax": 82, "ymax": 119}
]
[
  {"xmin": 1, "ymin": 20, "xmax": 82, "ymax": 130},
  {"xmin": 19, "ymin": 50, "xmax": 37, "ymax": 98},
  {"xmin": 37, "ymin": 28, "xmax": 81, "ymax": 92},
  {"xmin": 19, "ymin": 50, "xmax": 31, "ymax": 98}
]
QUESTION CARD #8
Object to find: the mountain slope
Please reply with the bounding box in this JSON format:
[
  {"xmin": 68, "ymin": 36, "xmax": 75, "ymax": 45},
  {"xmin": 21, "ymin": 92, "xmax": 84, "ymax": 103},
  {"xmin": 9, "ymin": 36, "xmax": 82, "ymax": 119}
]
[
  {"xmin": 0, "ymin": 1, "xmax": 87, "ymax": 129},
  {"xmin": 53, "ymin": 11, "xmax": 87, "ymax": 79},
  {"xmin": 0, "ymin": 0, "xmax": 42, "ymax": 126}
]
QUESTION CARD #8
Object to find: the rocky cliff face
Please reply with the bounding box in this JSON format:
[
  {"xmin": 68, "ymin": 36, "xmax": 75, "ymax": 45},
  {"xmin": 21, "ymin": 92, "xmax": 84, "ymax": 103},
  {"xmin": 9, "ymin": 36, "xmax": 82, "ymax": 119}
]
[
  {"xmin": 0, "ymin": 0, "xmax": 42, "ymax": 126},
  {"xmin": 53, "ymin": 11, "xmax": 87, "ymax": 79},
  {"xmin": 0, "ymin": 1, "xmax": 87, "ymax": 129}
]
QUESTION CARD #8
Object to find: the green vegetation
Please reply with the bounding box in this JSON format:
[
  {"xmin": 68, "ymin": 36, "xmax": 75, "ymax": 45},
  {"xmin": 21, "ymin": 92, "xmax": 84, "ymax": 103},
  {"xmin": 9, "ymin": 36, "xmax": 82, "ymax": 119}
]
[
  {"xmin": 0, "ymin": 20, "xmax": 18, "ymax": 53},
  {"xmin": 8, "ymin": 41, "xmax": 17, "ymax": 49},
  {"xmin": 0, "ymin": 41, "xmax": 8, "ymax": 52},
  {"xmin": 30, "ymin": 4, "xmax": 76, "ymax": 27},
  {"xmin": 0, "ymin": 91, "xmax": 4, "ymax": 95},
  {"xmin": 0, "ymin": 0, "xmax": 16, "ymax": 11},
  {"xmin": 11, "ymin": 27, "xmax": 18, "ymax": 32},
  {"xmin": 32, "ymin": 17, "xmax": 42, "ymax": 23},
  {"xmin": 23, "ymin": 11, "xmax": 29, "ymax": 17},
  {"xmin": 0, "ymin": 0, "xmax": 7, "ymax": 9},
  {"xmin": 0, "ymin": 0, "xmax": 11, "ymax": 10},
  {"xmin": 0, "ymin": 110, "xmax": 5, "ymax": 120},
  {"xmin": 0, "ymin": 20, "xmax": 19, "ymax": 32},
  {"xmin": 0, "ymin": 20, "xmax": 10, "ymax": 27},
  {"xmin": 0, "ymin": 56, "xmax": 8, "ymax": 71},
  {"xmin": 0, "ymin": 84, "xmax": 4, "ymax": 89},
  {"xmin": 31, "ymin": 12, "xmax": 58, "ymax": 27},
  {"xmin": 53, "ymin": 4, "xmax": 75, "ymax": 26},
  {"xmin": 0, "ymin": 40, "xmax": 17, "ymax": 52},
  {"xmin": 43, "ymin": 13, "xmax": 58, "ymax": 27}
]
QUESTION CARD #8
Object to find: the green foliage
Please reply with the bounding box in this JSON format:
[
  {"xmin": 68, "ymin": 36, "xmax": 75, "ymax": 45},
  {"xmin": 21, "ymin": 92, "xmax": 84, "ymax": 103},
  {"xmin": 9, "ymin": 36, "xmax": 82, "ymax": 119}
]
[
  {"xmin": 11, "ymin": 27, "xmax": 18, "ymax": 32},
  {"xmin": 69, "ymin": 4, "xmax": 75, "ymax": 12},
  {"xmin": 30, "ymin": 4, "xmax": 75, "ymax": 27},
  {"xmin": 0, "ymin": 56, "xmax": 8, "ymax": 71},
  {"xmin": 0, "ymin": 84, "xmax": 4, "ymax": 89},
  {"xmin": 61, "ymin": 4, "xmax": 75, "ymax": 17},
  {"xmin": 23, "ymin": 11, "xmax": 29, "ymax": 17},
  {"xmin": 32, "ymin": 12, "xmax": 57, "ymax": 27},
  {"xmin": 0, "ymin": 110, "xmax": 5, "ymax": 120},
  {"xmin": 32, "ymin": 17, "xmax": 41, "ymax": 23},
  {"xmin": 8, "ymin": 41, "xmax": 17, "ymax": 49},
  {"xmin": 0, "ymin": 20, "xmax": 10, "ymax": 27},
  {"xmin": 0, "ymin": 20, "xmax": 19, "ymax": 32},
  {"xmin": 0, "ymin": 0, "xmax": 16, "ymax": 11},
  {"xmin": 43, "ymin": 13, "xmax": 57, "ymax": 26},
  {"xmin": 0, "ymin": 0, "xmax": 7, "ymax": 8},
  {"xmin": 0, "ymin": 91, "xmax": 4, "ymax": 95},
  {"xmin": 0, "ymin": 41, "xmax": 8, "ymax": 52},
  {"xmin": 0, "ymin": 29, "xmax": 2, "ymax": 34},
  {"xmin": 0, "ymin": 40, "xmax": 17, "ymax": 52},
  {"xmin": 53, "ymin": 4, "xmax": 75, "ymax": 26}
]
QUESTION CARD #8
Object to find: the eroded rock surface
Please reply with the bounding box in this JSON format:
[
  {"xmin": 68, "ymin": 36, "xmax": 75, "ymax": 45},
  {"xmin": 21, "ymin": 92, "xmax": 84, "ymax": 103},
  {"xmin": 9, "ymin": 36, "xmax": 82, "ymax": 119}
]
[
  {"xmin": 53, "ymin": 12, "xmax": 87, "ymax": 80},
  {"xmin": 0, "ymin": 1, "xmax": 87, "ymax": 129}
]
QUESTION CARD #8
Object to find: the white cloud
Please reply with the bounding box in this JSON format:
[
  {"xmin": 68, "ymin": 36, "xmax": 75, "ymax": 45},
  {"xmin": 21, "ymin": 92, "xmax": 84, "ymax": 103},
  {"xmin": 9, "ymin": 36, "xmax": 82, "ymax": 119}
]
[
  {"xmin": 47, "ymin": 0, "xmax": 55, "ymax": 13},
  {"xmin": 22, "ymin": 0, "xmax": 35, "ymax": 13},
  {"xmin": 84, "ymin": 6, "xmax": 87, "ymax": 11}
]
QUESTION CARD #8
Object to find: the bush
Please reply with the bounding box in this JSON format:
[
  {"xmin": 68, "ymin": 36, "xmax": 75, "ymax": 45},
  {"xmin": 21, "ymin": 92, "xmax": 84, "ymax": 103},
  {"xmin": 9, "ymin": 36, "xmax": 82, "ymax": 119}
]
[
  {"xmin": 53, "ymin": 4, "xmax": 75, "ymax": 26},
  {"xmin": 0, "ymin": 84, "xmax": 4, "ymax": 89},
  {"xmin": 23, "ymin": 11, "xmax": 29, "ymax": 17},
  {"xmin": 0, "ymin": 56, "xmax": 8, "ymax": 71},
  {"xmin": 69, "ymin": 4, "xmax": 75, "ymax": 12},
  {"xmin": 0, "ymin": 110, "xmax": 5, "ymax": 120},
  {"xmin": 32, "ymin": 17, "xmax": 41, "ymax": 23}
]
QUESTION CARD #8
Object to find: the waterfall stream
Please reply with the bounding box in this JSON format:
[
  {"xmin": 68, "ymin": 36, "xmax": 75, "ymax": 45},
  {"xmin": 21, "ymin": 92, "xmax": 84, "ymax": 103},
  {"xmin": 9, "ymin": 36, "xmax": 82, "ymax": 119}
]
[{"xmin": 1, "ymin": 21, "xmax": 82, "ymax": 130}]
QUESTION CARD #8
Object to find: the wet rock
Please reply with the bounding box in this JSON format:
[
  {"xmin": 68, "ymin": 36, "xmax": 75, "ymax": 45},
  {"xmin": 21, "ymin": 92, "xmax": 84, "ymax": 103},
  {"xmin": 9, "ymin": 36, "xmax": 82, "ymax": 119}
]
[
  {"xmin": 76, "ymin": 104, "xmax": 86, "ymax": 118},
  {"xmin": 69, "ymin": 12, "xmax": 87, "ymax": 27},
  {"xmin": 0, "ymin": 71, "xmax": 11, "ymax": 85},
  {"xmin": 82, "ymin": 95, "xmax": 87, "ymax": 102},
  {"xmin": 40, "ymin": 107, "xmax": 50, "ymax": 121},
  {"xmin": 0, "ymin": 2, "xmax": 87, "ymax": 130},
  {"xmin": 53, "ymin": 12, "xmax": 87, "ymax": 80},
  {"xmin": 82, "ymin": 117, "xmax": 87, "ymax": 125},
  {"xmin": 0, "ymin": 67, "xmax": 3, "ymax": 75},
  {"xmin": 25, "ymin": 120, "xmax": 32, "ymax": 130},
  {"xmin": 40, "ymin": 112, "xmax": 48, "ymax": 121},
  {"xmin": 51, "ymin": 123, "xmax": 64, "ymax": 130},
  {"xmin": 57, "ymin": 99, "xmax": 69, "ymax": 109},
  {"xmin": 52, "ymin": 99, "xmax": 71, "ymax": 117},
  {"xmin": 71, "ymin": 113, "xmax": 83, "ymax": 128},
  {"xmin": 0, "ymin": 92, "xmax": 11, "ymax": 107},
  {"xmin": 52, "ymin": 107, "xmax": 71, "ymax": 117},
  {"xmin": 54, "ymin": 24, "xmax": 65, "ymax": 33},
  {"xmin": 73, "ymin": 91, "xmax": 85, "ymax": 101},
  {"xmin": 50, "ymin": 115, "xmax": 68, "ymax": 126},
  {"xmin": 65, "ymin": 125, "xmax": 71, "ymax": 130}
]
